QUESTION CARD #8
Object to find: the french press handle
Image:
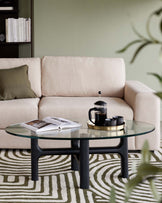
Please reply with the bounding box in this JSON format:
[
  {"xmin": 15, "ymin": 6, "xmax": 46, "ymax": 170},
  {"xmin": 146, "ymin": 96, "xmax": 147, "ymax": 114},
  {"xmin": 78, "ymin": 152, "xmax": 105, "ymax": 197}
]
[{"xmin": 88, "ymin": 107, "xmax": 98, "ymax": 124}]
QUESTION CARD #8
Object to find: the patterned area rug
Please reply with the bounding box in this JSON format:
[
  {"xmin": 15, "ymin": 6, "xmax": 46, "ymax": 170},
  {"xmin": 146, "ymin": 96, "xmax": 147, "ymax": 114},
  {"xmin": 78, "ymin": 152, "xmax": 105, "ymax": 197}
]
[{"xmin": 0, "ymin": 144, "xmax": 161, "ymax": 203}]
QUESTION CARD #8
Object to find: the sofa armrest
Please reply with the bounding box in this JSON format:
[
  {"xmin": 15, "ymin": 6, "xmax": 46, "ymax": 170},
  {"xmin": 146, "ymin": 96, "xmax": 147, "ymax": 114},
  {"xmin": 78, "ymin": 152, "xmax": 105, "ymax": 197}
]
[{"xmin": 124, "ymin": 80, "xmax": 160, "ymax": 150}]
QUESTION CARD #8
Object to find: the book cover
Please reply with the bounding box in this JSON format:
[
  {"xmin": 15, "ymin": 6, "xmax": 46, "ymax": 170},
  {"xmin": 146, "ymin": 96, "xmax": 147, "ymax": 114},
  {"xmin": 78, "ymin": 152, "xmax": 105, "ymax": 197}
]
[{"xmin": 21, "ymin": 117, "xmax": 81, "ymax": 133}]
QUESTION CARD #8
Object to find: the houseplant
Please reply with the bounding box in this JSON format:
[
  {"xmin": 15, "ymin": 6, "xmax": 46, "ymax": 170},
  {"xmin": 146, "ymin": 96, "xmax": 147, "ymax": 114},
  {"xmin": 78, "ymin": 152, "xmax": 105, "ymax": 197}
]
[
  {"xmin": 114, "ymin": 4, "xmax": 162, "ymax": 202},
  {"xmin": 117, "ymin": 6, "xmax": 162, "ymax": 98},
  {"xmin": 110, "ymin": 141, "xmax": 162, "ymax": 203}
]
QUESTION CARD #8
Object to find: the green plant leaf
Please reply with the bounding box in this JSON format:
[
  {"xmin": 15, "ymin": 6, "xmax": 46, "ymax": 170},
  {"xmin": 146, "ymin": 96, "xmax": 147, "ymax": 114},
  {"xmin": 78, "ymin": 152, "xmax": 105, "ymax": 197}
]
[
  {"xmin": 110, "ymin": 186, "xmax": 116, "ymax": 203},
  {"xmin": 125, "ymin": 175, "xmax": 142, "ymax": 202},
  {"xmin": 124, "ymin": 141, "xmax": 162, "ymax": 202},
  {"xmin": 155, "ymin": 92, "xmax": 162, "ymax": 99},
  {"xmin": 160, "ymin": 19, "xmax": 162, "ymax": 34},
  {"xmin": 147, "ymin": 72, "xmax": 162, "ymax": 84},
  {"xmin": 152, "ymin": 7, "xmax": 162, "ymax": 16},
  {"xmin": 149, "ymin": 179, "xmax": 161, "ymax": 201},
  {"xmin": 125, "ymin": 164, "xmax": 162, "ymax": 202},
  {"xmin": 137, "ymin": 163, "xmax": 162, "ymax": 177},
  {"xmin": 141, "ymin": 140, "xmax": 150, "ymax": 163},
  {"xmin": 131, "ymin": 160, "xmax": 138, "ymax": 173},
  {"xmin": 130, "ymin": 41, "xmax": 152, "ymax": 63},
  {"xmin": 116, "ymin": 40, "xmax": 142, "ymax": 53}
]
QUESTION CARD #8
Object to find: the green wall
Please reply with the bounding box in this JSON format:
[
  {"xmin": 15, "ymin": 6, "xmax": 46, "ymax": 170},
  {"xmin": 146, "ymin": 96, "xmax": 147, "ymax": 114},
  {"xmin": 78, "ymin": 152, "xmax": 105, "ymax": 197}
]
[{"xmin": 34, "ymin": 0, "xmax": 162, "ymax": 104}]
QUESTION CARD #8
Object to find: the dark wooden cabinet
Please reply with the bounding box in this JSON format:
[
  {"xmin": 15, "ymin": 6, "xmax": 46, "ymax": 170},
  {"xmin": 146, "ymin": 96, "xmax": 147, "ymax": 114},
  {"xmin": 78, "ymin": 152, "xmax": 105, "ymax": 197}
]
[{"xmin": 0, "ymin": 0, "xmax": 33, "ymax": 58}]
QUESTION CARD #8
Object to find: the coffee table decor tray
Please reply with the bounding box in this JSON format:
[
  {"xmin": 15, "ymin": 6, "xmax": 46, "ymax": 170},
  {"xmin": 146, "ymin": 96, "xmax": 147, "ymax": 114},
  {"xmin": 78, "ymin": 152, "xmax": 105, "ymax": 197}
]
[{"xmin": 87, "ymin": 120, "xmax": 125, "ymax": 131}]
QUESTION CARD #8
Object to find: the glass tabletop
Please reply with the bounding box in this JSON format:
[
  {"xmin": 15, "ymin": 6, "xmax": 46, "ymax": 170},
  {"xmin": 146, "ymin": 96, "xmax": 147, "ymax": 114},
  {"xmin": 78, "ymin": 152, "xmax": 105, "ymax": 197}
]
[{"xmin": 5, "ymin": 120, "xmax": 155, "ymax": 140}]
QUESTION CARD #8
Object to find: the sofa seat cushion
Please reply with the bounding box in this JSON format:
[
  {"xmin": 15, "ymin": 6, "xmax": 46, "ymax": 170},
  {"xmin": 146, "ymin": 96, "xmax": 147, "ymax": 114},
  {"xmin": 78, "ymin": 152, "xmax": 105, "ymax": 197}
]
[
  {"xmin": 0, "ymin": 98, "xmax": 40, "ymax": 128},
  {"xmin": 39, "ymin": 97, "xmax": 133, "ymax": 127}
]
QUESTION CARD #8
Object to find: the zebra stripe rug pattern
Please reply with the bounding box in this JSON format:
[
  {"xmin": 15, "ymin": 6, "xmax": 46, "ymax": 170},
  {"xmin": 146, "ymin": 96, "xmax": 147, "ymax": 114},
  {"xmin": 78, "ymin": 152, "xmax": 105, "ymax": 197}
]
[{"xmin": 0, "ymin": 145, "xmax": 161, "ymax": 203}]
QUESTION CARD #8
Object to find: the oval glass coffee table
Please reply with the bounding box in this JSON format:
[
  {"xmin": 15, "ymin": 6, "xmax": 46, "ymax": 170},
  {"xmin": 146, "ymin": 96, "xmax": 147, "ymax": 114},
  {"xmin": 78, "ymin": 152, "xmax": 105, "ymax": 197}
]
[{"xmin": 6, "ymin": 120, "xmax": 155, "ymax": 189}]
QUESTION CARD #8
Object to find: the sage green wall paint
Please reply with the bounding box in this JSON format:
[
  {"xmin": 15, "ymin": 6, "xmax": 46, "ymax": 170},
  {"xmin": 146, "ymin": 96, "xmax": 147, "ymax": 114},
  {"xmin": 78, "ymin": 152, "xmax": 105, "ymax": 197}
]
[{"xmin": 34, "ymin": 0, "xmax": 162, "ymax": 116}]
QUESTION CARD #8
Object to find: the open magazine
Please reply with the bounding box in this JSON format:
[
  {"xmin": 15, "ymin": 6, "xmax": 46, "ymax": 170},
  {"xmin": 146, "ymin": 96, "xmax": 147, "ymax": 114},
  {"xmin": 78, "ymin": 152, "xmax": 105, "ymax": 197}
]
[{"xmin": 21, "ymin": 117, "xmax": 81, "ymax": 133}]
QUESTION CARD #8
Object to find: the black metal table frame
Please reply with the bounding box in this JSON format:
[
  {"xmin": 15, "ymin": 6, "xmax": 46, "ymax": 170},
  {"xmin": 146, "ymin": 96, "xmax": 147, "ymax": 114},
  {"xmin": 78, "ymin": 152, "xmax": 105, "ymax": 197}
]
[{"xmin": 31, "ymin": 137, "xmax": 128, "ymax": 189}]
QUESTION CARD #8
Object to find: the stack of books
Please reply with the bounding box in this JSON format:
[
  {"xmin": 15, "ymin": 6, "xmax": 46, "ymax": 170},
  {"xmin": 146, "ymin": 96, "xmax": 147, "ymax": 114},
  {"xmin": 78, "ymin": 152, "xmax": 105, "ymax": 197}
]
[{"xmin": 5, "ymin": 18, "xmax": 31, "ymax": 42}]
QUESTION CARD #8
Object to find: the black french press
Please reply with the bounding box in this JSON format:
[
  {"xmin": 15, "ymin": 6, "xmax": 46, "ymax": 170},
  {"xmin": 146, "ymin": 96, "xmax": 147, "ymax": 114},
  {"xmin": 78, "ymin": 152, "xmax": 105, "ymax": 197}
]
[{"xmin": 88, "ymin": 92, "xmax": 107, "ymax": 126}]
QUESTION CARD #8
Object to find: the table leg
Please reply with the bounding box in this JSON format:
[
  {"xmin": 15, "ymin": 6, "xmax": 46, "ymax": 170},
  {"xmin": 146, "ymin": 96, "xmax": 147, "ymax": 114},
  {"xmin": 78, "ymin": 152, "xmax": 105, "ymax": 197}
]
[
  {"xmin": 71, "ymin": 140, "xmax": 79, "ymax": 171},
  {"xmin": 119, "ymin": 137, "xmax": 128, "ymax": 178},
  {"xmin": 80, "ymin": 139, "xmax": 89, "ymax": 189},
  {"xmin": 31, "ymin": 138, "xmax": 41, "ymax": 181}
]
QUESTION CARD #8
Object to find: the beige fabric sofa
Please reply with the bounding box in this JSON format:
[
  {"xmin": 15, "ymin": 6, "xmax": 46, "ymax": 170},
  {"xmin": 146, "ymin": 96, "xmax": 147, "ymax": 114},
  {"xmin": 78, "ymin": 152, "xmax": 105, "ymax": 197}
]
[{"xmin": 0, "ymin": 56, "xmax": 160, "ymax": 150}]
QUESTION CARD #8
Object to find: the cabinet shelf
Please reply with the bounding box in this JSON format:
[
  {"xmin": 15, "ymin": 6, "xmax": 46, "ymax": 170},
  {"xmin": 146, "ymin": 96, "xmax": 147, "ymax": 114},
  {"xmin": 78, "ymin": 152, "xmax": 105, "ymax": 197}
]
[
  {"xmin": 0, "ymin": 10, "xmax": 18, "ymax": 14},
  {"xmin": 0, "ymin": 0, "xmax": 33, "ymax": 58},
  {"xmin": 0, "ymin": 42, "xmax": 31, "ymax": 45}
]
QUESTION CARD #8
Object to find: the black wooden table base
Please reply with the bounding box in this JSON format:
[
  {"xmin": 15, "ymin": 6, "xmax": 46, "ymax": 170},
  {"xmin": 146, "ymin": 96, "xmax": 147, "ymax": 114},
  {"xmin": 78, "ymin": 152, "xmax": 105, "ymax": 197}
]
[{"xmin": 31, "ymin": 137, "xmax": 128, "ymax": 189}]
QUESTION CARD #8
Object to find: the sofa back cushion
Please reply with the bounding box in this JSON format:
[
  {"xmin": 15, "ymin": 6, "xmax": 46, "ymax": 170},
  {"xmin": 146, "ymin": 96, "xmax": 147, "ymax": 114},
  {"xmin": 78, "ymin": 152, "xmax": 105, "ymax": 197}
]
[
  {"xmin": 42, "ymin": 56, "xmax": 125, "ymax": 97},
  {"xmin": 0, "ymin": 58, "xmax": 41, "ymax": 97}
]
